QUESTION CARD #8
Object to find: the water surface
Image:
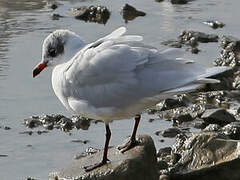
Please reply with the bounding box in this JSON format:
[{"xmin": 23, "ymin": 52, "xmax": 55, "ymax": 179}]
[{"xmin": 1, "ymin": 0, "xmax": 240, "ymax": 179}]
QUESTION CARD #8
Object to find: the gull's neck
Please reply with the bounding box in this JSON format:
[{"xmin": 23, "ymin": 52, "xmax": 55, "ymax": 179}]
[{"xmin": 64, "ymin": 37, "xmax": 86, "ymax": 61}]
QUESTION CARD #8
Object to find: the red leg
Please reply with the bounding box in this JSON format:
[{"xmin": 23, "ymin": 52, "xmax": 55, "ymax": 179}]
[
  {"xmin": 118, "ymin": 114, "xmax": 141, "ymax": 153},
  {"xmin": 84, "ymin": 123, "xmax": 111, "ymax": 172}
]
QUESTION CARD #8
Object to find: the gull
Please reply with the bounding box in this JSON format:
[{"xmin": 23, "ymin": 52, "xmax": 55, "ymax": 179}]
[{"xmin": 33, "ymin": 27, "xmax": 230, "ymax": 171}]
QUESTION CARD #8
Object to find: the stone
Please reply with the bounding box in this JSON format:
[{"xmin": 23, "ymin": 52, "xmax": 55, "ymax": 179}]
[
  {"xmin": 156, "ymin": 128, "xmax": 182, "ymax": 138},
  {"xmin": 72, "ymin": 116, "xmax": 91, "ymax": 130},
  {"xmin": 70, "ymin": 6, "xmax": 110, "ymax": 24},
  {"xmin": 49, "ymin": 135, "xmax": 158, "ymax": 180},
  {"xmin": 201, "ymin": 108, "xmax": 236, "ymax": 126},
  {"xmin": 157, "ymin": 147, "xmax": 172, "ymax": 158},
  {"xmin": 179, "ymin": 30, "xmax": 218, "ymax": 44},
  {"xmin": 171, "ymin": 0, "xmax": 188, "ymax": 4},
  {"xmin": 203, "ymin": 124, "xmax": 221, "ymax": 132},
  {"xmin": 203, "ymin": 20, "xmax": 225, "ymax": 29},
  {"xmin": 121, "ymin": 4, "xmax": 146, "ymax": 23},
  {"xmin": 222, "ymin": 121, "xmax": 240, "ymax": 139},
  {"xmin": 214, "ymin": 35, "xmax": 240, "ymax": 67},
  {"xmin": 156, "ymin": 98, "xmax": 187, "ymax": 111},
  {"xmin": 170, "ymin": 132, "xmax": 240, "ymax": 180}
]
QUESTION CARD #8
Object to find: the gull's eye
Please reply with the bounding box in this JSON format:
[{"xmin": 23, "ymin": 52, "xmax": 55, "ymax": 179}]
[{"xmin": 48, "ymin": 48, "xmax": 57, "ymax": 57}]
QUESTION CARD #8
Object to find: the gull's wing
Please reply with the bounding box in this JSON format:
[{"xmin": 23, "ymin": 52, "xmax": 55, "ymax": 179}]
[{"xmin": 64, "ymin": 28, "xmax": 229, "ymax": 111}]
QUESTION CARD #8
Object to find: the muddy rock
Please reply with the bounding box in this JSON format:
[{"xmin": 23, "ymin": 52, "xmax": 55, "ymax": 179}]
[
  {"xmin": 203, "ymin": 20, "xmax": 225, "ymax": 29},
  {"xmin": 121, "ymin": 4, "xmax": 146, "ymax": 23},
  {"xmin": 170, "ymin": 132, "xmax": 240, "ymax": 180},
  {"xmin": 201, "ymin": 108, "xmax": 236, "ymax": 126},
  {"xmin": 162, "ymin": 30, "xmax": 218, "ymax": 54},
  {"xmin": 70, "ymin": 5, "xmax": 110, "ymax": 24},
  {"xmin": 23, "ymin": 114, "xmax": 92, "ymax": 132},
  {"xmin": 49, "ymin": 135, "xmax": 159, "ymax": 180}
]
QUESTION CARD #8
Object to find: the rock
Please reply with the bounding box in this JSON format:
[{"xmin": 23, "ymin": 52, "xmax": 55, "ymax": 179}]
[
  {"xmin": 173, "ymin": 114, "xmax": 193, "ymax": 123},
  {"xmin": 24, "ymin": 116, "xmax": 42, "ymax": 128},
  {"xmin": 201, "ymin": 108, "xmax": 236, "ymax": 126},
  {"xmin": 214, "ymin": 35, "xmax": 240, "ymax": 67},
  {"xmin": 156, "ymin": 128, "xmax": 182, "ymax": 138},
  {"xmin": 50, "ymin": 3, "xmax": 58, "ymax": 10},
  {"xmin": 192, "ymin": 118, "xmax": 206, "ymax": 129},
  {"xmin": 159, "ymin": 174, "xmax": 170, "ymax": 180},
  {"xmin": 179, "ymin": 30, "xmax": 218, "ymax": 43},
  {"xmin": 23, "ymin": 114, "xmax": 92, "ymax": 132},
  {"xmin": 51, "ymin": 13, "xmax": 64, "ymax": 20},
  {"xmin": 203, "ymin": 20, "xmax": 225, "ymax": 29},
  {"xmin": 157, "ymin": 147, "xmax": 172, "ymax": 158},
  {"xmin": 121, "ymin": 4, "xmax": 146, "ymax": 23},
  {"xmin": 157, "ymin": 160, "xmax": 169, "ymax": 170},
  {"xmin": 170, "ymin": 132, "xmax": 240, "ymax": 180},
  {"xmin": 156, "ymin": 98, "xmax": 187, "ymax": 111},
  {"xmin": 203, "ymin": 124, "xmax": 221, "ymax": 132},
  {"xmin": 222, "ymin": 121, "xmax": 240, "ymax": 139},
  {"xmin": 3, "ymin": 126, "xmax": 11, "ymax": 130},
  {"xmin": 0, "ymin": 154, "xmax": 8, "ymax": 157},
  {"xmin": 72, "ymin": 116, "xmax": 91, "ymax": 130},
  {"xmin": 162, "ymin": 30, "xmax": 218, "ymax": 54},
  {"xmin": 49, "ymin": 135, "xmax": 158, "ymax": 180},
  {"xmin": 70, "ymin": 6, "xmax": 110, "ymax": 24},
  {"xmin": 171, "ymin": 0, "xmax": 188, "ymax": 4}
]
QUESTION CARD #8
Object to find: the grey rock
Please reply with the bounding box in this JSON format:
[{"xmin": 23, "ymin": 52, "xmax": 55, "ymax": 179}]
[
  {"xmin": 201, "ymin": 108, "xmax": 236, "ymax": 126},
  {"xmin": 121, "ymin": 4, "xmax": 146, "ymax": 23},
  {"xmin": 49, "ymin": 135, "xmax": 158, "ymax": 180}
]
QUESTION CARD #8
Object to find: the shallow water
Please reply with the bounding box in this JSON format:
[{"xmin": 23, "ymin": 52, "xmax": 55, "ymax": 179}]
[{"xmin": 0, "ymin": 0, "xmax": 240, "ymax": 179}]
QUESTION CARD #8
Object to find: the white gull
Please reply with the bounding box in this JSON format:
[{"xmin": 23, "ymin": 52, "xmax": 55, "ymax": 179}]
[{"xmin": 33, "ymin": 27, "xmax": 230, "ymax": 171}]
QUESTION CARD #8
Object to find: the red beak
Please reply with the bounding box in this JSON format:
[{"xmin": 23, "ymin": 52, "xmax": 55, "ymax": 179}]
[{"xmin": 33, "ymin": 62, "xmax": 48, "ymax": 78}]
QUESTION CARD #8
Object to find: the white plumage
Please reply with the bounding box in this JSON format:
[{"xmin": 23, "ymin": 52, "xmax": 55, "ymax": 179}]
[
  {"xmin": 45, "ymin": 27, "xmax": 228, "ymax": 122},
  {"xmin": 33, "ymin": 27, "xmax": 230, "ymax": 171}
]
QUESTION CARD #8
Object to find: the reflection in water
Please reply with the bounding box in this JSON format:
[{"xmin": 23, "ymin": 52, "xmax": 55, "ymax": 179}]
[{"xmin": 0, "ymin": 0, "xmax": 48, "ymax": 76}]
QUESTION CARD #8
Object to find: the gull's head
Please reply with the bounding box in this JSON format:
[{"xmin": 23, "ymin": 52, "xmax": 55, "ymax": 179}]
[{"xmin": 33, "ymin": 29, "xmax": 85, "ymax": 77}]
